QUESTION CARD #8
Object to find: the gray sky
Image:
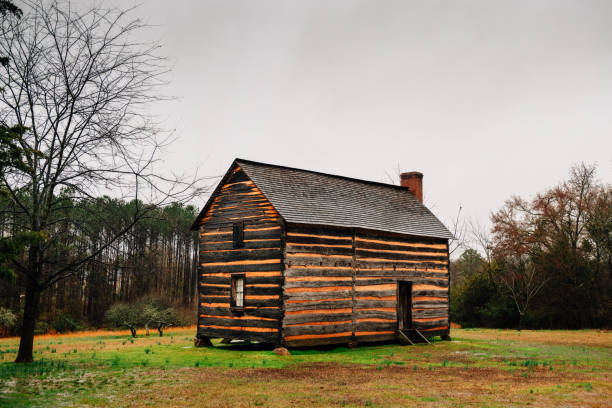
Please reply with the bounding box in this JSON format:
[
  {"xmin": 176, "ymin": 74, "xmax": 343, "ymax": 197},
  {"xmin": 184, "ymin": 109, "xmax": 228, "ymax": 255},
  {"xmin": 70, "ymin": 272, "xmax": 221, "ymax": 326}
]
[{"xmin": 115, "ymin": 0, "xmax": 612, "ymax": 230}]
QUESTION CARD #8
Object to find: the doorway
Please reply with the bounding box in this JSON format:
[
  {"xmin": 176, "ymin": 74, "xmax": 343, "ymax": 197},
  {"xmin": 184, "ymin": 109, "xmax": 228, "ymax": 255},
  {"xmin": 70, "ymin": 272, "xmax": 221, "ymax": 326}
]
[{"xmin": 397, "ymin": 281, "xmax": 413, "ymax": 331}]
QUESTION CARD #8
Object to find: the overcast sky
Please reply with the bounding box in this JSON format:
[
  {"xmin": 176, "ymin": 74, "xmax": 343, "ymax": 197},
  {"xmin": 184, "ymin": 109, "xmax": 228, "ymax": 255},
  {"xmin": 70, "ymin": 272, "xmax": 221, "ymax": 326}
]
[{"xmin": 110, "ymin": 0, "xmax": 611, "ymax": 231}]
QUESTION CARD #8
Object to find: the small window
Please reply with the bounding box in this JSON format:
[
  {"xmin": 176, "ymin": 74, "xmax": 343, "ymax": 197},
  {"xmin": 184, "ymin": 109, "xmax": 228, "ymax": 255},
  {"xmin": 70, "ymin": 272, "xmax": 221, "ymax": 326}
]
[
  {"xmin": 233, "ymin": 221, "xmax": 244, "ymax": 248},
  {"xmin": 231, "ymin": 274, "xmax": 245, "ymax": 310}
]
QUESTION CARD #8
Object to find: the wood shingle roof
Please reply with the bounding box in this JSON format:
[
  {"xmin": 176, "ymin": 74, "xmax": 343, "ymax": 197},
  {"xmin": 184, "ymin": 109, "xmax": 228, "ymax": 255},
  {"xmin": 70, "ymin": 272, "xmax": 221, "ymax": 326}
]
[{"xmin": 193, "ymin": 159, "xmax": 453, "ymax": 240}]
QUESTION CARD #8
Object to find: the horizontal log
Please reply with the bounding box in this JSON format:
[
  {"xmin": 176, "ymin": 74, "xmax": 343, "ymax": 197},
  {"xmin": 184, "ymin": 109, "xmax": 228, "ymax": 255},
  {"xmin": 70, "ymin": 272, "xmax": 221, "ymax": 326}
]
[
  {"xmin": 355, "ymin": 233, "xmax": 446, "ymax": 247},
  {"xmin": 201, "ymin": 223, "xmax": 280, "ymax": 236},
  {"xmin": 201, "ymin": 259, "xmax": 281, "ymax": 271},
  {"xmin": 285, "ymin": 244, "xmax": 353, "ymax": 256},
  {"xmin": 354, "ymin": 277, "xmax": 448, "ymax": 287},
  {"xmin": 199, "ymin": 317, "xmax": 279, "ymax": 329},
  {"xmin": 201, "ymin": 218, "xmax": 280, "ymax": 230},
  {"xmin": 354, "ymin": 310, "xmax": 396, "ymax": 320},
  {"xmin": 286, "ymin": 235, "xmax": 352, "ymax": 246},
  {"xmin": 200, "ymin": 263, "xmax": 282, "ymax": 273},
  {"xmin": 286, "ymin": 225, "xmax": 352, "ymax": 238},
  {"xmin": 413, "ymin": 309, "xmax": 448, "ymax": 319},
  {"xmin": 412, "ymin": 301, "xmax": 449, "ymax": 308},
  {"xmin": 352, "ymin": 290, "xmax": 396, "ymax": 298},
  {"xmin": 284, "ymin": 280, "xmax": 353, "ymax": 289},
  {"xmin": 356, "ymin": 268, "xmax": 448, "ymax": 276},
  {"xmin": 199, "ymin": 287, "xmax": 230, "ymax": 296},
  {"xmin": 284, "ymin": 266, "xmax": 353, "ymax": 278},
  {"xmin": 200, "ymin": 248, "xmax": 281, "ymax": 263},
  {"xmin": 356, "ymin": 263, "xmax": 447, "ymax": 274},
  {"xmin": 283, "ymin": 312, "xmax": 353, "ymax": 325},
  {"xmin": 198, "ymin": 326, "xmax": 280, "ymax": 343},
  {"xmin": 284, "ymin": 334, "xmax": 352, "ymax": 347},
  {"xmin": 284, "ymin": 299, "xmax": 353, "ymax": 311},
  {"xmin": 200, "ymin": 295, "xmax": 230, "ymax": 303},
  {"xmin": 354, "ymin": 299, "xmax": 396, "ymax": 309},
  {"xmin": 243, "ymin": 298, "xmax": 282, "ymax": 308},
  {"xmin": 201, "ymin": 271, "xmax": 281, "ymax": 278},
  {"xmin": 199, "ymin": 307, "xmax": 281, "ymax": 319},
  {"xmin": 355, "ymin": 240, "xmax": 447, "ymax": 254},
  {"xmin": 284, "ymin": 291, "xmax": 352, "ymax": 301},
  {"xmin": 285, "ymin": 255, "xmax": 353, "ymax": 267},
  {"xmin": 200, "ymin": 239, "xmax": 281, "ymax": 251},
  {"xmin": 283, "ymin": 322, "xmax": 352, "ymax": 337},
  {"xmin": 355, "ymin": 321, "xmax": 396, "ymax": 332},
  {"xmin": 413, "ymin": 319, "xmax": 450, "ymax": 328},
  {"xmin": 285, "ymin": 276, "xmax": 353, "ymax": 283},
  {"xmin": 353, "ymin": 332, "xmax": 396, "ymax": 343},
  {"xmin": 355, "ymin": 249, "xmax": 447, "ymax": 262}
]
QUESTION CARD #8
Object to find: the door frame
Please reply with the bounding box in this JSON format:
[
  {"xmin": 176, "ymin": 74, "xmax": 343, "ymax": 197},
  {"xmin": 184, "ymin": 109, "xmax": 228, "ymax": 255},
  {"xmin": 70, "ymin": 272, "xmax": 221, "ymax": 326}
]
[{"xmin": 396, "ymin": 281, "xmax": 413, "ymax": 330}]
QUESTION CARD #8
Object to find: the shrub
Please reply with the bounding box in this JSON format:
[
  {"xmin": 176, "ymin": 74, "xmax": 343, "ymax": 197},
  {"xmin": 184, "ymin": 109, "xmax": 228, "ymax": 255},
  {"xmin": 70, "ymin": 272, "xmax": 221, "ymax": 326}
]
[
  {"xmin": 105, "ymin": 303, "xmax": 143, "ymax": 337},
  {"xmin": 0, "ymin": 307, "xmax": 17, "ymax": 336}
]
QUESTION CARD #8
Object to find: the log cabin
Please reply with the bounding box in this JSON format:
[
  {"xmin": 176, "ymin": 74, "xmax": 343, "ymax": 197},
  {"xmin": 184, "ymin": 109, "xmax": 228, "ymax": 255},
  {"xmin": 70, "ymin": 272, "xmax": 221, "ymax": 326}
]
[{"xmin": 191, "ymin": 159, "xmax": 453, "ymax": 347}]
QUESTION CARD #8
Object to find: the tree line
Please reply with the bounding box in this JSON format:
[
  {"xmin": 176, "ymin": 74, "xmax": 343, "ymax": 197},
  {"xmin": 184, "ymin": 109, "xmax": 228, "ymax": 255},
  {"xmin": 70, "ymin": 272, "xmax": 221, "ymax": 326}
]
[
  {"xmin": 451, "ymin": 163, "xmax": 612, "ymax": 330},
  {"xmin": 0, "ymin": 196, "xmax": 199, "ymax": 334}
]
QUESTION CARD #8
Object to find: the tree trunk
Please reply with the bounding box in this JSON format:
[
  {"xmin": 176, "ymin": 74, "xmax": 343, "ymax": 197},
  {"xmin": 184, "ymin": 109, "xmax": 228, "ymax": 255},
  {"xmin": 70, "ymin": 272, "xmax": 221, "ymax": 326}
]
[
  {"xmin": 145, "ymin": 323, "xmax": 149, "ymax": 336},
  {"xmin": 518, "ymin": 313, "xmax": 523, "ymax": 331},
  {"xmin": 15, "ymin": 282, "xmax": 41, "ymax": 363},
  {"xmin": 157, "ymin": 325, "xmax": 163, "ymax": 337},
  {"xmin": 129, "ymin": 327, "xmax": 137, "ymax": 337}
]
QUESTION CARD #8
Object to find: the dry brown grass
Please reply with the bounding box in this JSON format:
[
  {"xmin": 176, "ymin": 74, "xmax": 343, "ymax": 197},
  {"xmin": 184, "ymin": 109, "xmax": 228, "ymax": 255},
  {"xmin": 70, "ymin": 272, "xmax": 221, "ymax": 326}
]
[
  {"xmin": 456, "ymin": 328, "xmax": 612, "ymax": 348},
  {"xmin": 122, "ymin": 364, "xmax": 612, "ymax": 407}
]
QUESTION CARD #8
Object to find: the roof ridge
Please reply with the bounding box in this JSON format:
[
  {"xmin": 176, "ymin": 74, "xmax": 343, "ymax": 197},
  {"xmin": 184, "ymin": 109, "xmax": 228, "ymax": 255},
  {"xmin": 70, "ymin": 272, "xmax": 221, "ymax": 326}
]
[{"xmin": 235, "ymin": 158, "xmax": 409, "ymax": 191}]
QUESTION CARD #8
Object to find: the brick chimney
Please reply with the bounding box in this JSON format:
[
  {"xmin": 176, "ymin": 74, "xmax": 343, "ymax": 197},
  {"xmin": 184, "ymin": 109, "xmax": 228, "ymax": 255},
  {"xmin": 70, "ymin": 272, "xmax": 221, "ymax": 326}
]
[{"xmin": 400, "ymin": 171, "xmax": 423, "ymax": 202}]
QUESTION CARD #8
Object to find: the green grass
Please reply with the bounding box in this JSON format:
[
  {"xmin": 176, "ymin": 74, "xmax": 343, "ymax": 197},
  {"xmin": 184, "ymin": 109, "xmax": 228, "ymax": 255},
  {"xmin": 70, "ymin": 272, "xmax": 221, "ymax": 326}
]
[{"xmin": 0, "ymin": 328, "xmax": 610, "ymax": 407}]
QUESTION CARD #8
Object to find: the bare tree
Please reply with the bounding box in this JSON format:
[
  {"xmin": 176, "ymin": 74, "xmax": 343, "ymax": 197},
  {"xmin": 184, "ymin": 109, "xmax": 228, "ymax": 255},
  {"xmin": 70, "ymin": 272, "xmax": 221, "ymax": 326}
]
[
  {"xmin": 496, "ymin": 255, "xmax": 548, "ymax": 331},
  {"xmin": 448, "ymin": 206, "xmax": 466, "ymax": 257},
  {"xmin": 0, "ymin": 0, "xmax": 202, "ymax": 362}
]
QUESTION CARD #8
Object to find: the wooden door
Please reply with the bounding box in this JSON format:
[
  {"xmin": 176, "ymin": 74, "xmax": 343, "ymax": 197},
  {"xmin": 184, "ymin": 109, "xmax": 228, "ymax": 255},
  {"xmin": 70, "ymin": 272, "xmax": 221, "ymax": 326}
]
[{"xmin": 397, "ymin": 281, "xmax": 412, "ymax": 330}]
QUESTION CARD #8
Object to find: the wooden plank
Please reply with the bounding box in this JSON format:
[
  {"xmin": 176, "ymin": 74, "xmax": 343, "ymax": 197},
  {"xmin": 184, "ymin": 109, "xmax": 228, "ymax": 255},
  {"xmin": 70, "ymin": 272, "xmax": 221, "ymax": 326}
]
[
  {"xmin": 283, "ymin": 323, "xmax": 353, "ymax": 337},
  {"xmin": 200, "ymin": 248, "xmax": 281, "ymax": 263},
  {"xmin": 356, "ymin": 240, "xmax": 448, "ymax": 253},
  {"xmin": 197, "ymin": 326, "xmax": 279, "ymax": 343},
  {"xmin": 283, "ymin": 313, "xmax": 353, "ymax": 325},
  {"xmin": 286, "ymin": 235, "xmax": 353, "ymax": 246},
  {"xmin": 201, "ymin": 239, "xmax": 281, "ymax": 251},
  {"xmin": 285, "ymin": 244, "xmax": 353, "ymax": 256},
  {"xmin": 354, "ymin": 310, "xmax": 396, "ymax": 320},
  {"xmin": 199, "ymin": 317, "xmax": 279, "ymax": 329},
  {"xmin": 284, "ymin": 333, "xmax": 352, "ymax": 347},
  {"xmin": 356, "ymin": 268, "xmax": 448, "ymax": 276},
  {"xmin": 284, "ymin": 291, "xmax": 353, "ymax": 301},
  {"xmin": 354, "ymin": 299, "xmax": 396, "ymax": 308},
  {"xmin": 200, "ymin": 260, "xmax": 282, "ymax": 273},
  {"xmin": 284, "ymin": 280, "xmax": 355, "ymax": 289},
  {"xmin": 199, "ymin": 307, "xmax": 281, "ymax": 319},
  {"xmin": 284, "ymin": 267, "xmax": 354, "ymax": 278},
  {"xmin": 284, "ymin": 299, "xmax": 353, "ymax": 311},
  {"xmin": 355, "ymin": 249, "xmax": 448, "ymax": 262}
]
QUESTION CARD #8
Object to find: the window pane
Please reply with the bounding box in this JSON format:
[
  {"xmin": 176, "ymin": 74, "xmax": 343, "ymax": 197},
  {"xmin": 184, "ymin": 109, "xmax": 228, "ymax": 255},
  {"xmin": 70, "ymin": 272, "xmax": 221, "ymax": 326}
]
[{"xmin": 236, "ymin": 277, "xmax": 244, "ymax": 307}]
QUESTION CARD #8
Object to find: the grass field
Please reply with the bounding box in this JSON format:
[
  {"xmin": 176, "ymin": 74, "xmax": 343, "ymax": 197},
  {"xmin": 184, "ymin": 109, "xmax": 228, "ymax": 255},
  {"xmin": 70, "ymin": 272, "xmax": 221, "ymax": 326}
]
[{"xmin": 0, "ymin": 327, "xmax": 610, "ymax": 407}]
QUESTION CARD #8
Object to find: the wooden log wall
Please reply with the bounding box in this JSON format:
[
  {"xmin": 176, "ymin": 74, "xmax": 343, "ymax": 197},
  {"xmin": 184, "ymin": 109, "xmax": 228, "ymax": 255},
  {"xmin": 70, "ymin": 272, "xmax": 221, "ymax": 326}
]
[
  {"xmin": 197, "ymin": 167, "xmax": 283, "ymax": 344},
  {"xmin": 282, "ymin": 224, "xmax": 449, "ymax": 347},
  {"xmin": 354, "ymin": 229, "xmax": 450, "ymax": 340}
]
